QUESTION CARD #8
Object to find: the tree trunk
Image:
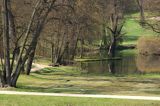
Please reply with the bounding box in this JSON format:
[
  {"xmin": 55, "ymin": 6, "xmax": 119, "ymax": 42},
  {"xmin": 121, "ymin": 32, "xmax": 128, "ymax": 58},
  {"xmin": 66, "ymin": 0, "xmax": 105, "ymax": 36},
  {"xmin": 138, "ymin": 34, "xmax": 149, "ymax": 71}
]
[
  {"xmin": 11, "ymin": 0, "xmax": 55, "ymax": 85},
  {"xmin": 108, "ymin": 38, "xmax": 116, "ymax": 57},
  {"xmin": 2, "ymin": 0, "xmax": 11, "ymax": 86},
  {"xmin": 71, "ymin": 36, "xmax": 79, "ymax": 60},
  {"xmin": 80, "ymin": 39, "xmax": 84, "ymax": 59},
  {"xmin": 26, "ymin": 41, "xmax": 37, "ymax": 75},
  {"xmin": 137, "ymin": 0, "xmax": 145, "ymax": 24},
  {"xmin": 51, "ymin": 43, "xmax": 54, "ymax": 64},
  {"xmin": 10, "ymin": 0, "xmax": 42, "ymax": 87}
]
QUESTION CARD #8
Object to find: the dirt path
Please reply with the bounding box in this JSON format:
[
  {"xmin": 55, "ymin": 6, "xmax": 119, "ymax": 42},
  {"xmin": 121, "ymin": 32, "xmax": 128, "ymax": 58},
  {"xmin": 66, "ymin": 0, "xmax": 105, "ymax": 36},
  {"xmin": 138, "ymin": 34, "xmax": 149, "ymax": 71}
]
[
  {"xmin": 31, "ymin": 63, "xmax": 51, "ymax": 72},
  {"xmin": 149, "ymin": 16, "xmax": 160, "ymax": 20},
  {"xmin": 0, "ymin": 91, "xmax": 160, "ymax": 101}
]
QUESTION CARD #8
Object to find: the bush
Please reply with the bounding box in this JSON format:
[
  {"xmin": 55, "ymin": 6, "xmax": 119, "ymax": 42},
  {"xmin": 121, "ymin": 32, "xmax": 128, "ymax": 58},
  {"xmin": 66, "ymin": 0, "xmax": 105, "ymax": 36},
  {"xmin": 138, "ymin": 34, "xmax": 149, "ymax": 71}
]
[{"xmin": 137, "ymin": 36, "xmax": 160, "ymax": 55}]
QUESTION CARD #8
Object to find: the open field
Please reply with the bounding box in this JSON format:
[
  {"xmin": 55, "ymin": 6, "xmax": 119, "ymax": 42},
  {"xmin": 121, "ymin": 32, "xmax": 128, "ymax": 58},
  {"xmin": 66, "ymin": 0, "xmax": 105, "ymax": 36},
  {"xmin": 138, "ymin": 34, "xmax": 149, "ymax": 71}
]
[{"xmin": 0, "ymin": 94, "xmax": 160, "ymax": 106}]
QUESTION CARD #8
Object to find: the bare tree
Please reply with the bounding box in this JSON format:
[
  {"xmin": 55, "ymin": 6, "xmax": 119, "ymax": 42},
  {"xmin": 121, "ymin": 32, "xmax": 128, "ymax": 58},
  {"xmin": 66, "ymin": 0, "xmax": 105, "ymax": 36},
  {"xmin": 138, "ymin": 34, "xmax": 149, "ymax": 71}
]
[
  {"xmin": 0, "ymin": 0, "xmax": 59, "ymax": 87},
  {"xmin": 136, "ymin": 0, "xmax": 145, "ymax": 24},
  {"xmin": 108, "ymin": 1, "xmax": 124, "ymax": 57},
  {"xmin": 2, "ymin": 0, "xmax": 11, "ymax": 86}
]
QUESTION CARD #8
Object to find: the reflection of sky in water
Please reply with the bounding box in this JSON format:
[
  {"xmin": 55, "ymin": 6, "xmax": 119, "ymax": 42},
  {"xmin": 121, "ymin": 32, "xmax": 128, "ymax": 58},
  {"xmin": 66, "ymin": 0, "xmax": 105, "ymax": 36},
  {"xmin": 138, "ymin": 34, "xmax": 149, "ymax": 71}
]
[{"xmin": 77, "ymin": 50, "xmax": 160, "ymax": 75}]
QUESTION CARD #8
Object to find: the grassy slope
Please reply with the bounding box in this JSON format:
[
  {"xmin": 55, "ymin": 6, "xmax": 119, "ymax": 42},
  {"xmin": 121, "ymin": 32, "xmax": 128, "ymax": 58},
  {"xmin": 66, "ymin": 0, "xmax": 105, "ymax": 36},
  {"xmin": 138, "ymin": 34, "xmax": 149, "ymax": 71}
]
[
  {"xmin": 1, "ymin": 66, "xmax": 159, "ymax": 96},
  {"xmin": 83, "ymin": 14, "xmax": 158, "ymax": 50},
  {"xmin": 0, "ymin": 95, "xmax": 160, "ymax": 106},
  {"xmin": 122, "ymin": 19, "xmax": 158, "ymax": 46}
]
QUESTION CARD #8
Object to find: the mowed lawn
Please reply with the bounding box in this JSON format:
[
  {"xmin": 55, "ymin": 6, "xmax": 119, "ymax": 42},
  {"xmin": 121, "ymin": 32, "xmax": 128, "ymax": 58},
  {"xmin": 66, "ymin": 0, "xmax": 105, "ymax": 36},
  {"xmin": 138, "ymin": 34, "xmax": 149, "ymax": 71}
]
[
  {"xmin": 1, "ymin": 66, "xmax": 159, "ymax": 96},
  {"xmin": 0, "ymin": 95, "xmax": 160, "ymax": 106},
  {"xmin": 122, "ymin": 19, "xmax": 158, "ymax": 46}
]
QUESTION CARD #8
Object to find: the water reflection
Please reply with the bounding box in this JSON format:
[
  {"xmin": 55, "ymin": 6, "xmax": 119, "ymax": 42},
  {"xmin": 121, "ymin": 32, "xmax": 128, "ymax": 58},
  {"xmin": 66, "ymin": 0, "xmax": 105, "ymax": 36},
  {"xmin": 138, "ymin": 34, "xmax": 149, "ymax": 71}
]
[
  {"xmin": 78, "ymin": 50, "xmax": 160, "ymax": 75},
  {"xmin": 79, "ymin": 56, "xmax": 139, "ymax": 75},
  {"xmin": 108, "ymin": 61, "xmax": 116, "ymax": 74}
]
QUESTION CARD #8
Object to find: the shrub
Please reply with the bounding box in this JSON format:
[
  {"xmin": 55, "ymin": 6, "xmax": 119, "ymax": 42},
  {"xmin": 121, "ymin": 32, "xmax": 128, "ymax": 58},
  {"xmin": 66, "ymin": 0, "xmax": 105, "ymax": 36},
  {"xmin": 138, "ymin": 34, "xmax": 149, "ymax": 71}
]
[{"xmin": 137, "ymin": 36, "xmax": 160, "ymax": 55}]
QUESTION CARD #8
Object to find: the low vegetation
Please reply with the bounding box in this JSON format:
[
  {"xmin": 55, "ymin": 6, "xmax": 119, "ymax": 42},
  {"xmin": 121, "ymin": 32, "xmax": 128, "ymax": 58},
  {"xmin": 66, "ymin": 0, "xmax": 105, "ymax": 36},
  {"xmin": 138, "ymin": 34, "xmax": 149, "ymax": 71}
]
[
  {"xmin": 0, "ymin": 95, "xmax": 160, "ymax": 106},
  {"xmin": 137, "ymin": 36, "xmax": 160, "ymax": 55},
  {"xmin": 1, "ymin": 66, "xmax": 159, "ymax": 96},
  {"xmin": 122, "ymin": 19, "xmax": 157, "ymax": 46}
]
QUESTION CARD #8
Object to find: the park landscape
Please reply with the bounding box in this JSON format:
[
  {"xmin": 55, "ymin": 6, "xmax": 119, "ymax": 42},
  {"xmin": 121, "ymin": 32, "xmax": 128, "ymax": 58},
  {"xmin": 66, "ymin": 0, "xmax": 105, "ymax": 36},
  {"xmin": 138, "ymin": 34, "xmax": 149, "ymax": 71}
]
[{"xmin": 0, "ymin": 0, "xmax": 160, "ymax": 106}]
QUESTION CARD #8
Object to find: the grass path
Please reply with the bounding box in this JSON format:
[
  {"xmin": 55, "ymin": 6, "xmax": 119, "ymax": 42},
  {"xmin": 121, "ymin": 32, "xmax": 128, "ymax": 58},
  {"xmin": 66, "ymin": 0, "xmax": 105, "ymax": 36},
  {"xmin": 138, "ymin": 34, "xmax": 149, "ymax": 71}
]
[{"xmin": 0, "ymin": 91, "xmax": 160, "ymax": 101}]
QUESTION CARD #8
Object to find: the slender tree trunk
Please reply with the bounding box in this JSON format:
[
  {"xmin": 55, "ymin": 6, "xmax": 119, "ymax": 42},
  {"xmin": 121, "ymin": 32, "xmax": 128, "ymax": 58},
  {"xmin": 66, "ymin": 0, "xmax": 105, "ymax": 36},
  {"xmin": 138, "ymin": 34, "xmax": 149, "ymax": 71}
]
[
  {"xmin": 109, "ymin": 38, "xmax": 116, "ymax": 57},
  {"xmin": 101, "ymin": 24, "xmax": 108, "ymax": 48},
  {"xmin": 51, "ymin": 43, "xmax": 54, "ymax": 64},
  {"xmin": 10, "ymin": 0, "xmax": 42, "ymax": 87},
  {"xmin": 26, "ymin": 49, "xmax": 36, "ymax": 75},
  {"xmin": 137, "ymin": 0, "xmax": 145, "ymax": 24},
  {"xmin": 2, "ymin": 0, "xmax": 11, "ymax": 86},
  {"xmin": 11, "ymin": 0, "xmax": 55, "ymax": 82},
  {"xmin": 71, "ymin": 36, "xmax": 79, "ymax": 60},
  {"xmin": 80, "ymin": 39, "xmax": 84, "ymax": 59},
  {"xmin": 26, "ymin": 42, "xmax": 37, "ymax": 75}
]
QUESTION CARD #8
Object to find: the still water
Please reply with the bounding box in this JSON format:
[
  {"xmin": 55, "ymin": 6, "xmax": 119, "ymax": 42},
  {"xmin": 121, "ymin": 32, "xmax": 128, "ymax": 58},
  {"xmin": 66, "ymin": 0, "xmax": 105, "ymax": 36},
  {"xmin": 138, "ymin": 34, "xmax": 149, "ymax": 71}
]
[{"xmin": 77, "ymin": 50, "xmax": 160, "ymax": 75}]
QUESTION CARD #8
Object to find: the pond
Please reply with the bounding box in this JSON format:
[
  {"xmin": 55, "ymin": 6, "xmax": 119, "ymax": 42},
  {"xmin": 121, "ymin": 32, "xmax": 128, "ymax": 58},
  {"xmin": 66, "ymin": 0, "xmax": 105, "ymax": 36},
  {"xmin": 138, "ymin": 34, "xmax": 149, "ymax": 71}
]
[{"xmin": 77, "ymin": 50, "xmax": 160, "ymax": 76}]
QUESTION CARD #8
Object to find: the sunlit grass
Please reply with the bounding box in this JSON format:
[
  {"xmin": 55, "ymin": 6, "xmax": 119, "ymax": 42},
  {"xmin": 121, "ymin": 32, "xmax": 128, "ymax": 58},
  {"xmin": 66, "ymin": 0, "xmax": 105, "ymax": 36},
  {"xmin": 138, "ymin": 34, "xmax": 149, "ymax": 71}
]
[
  {"xmin": 0, "ymin": 95, "xmax": 160, "ymax": 106},
  {"xmin": 122, "ymin": 19, "xmax": 158, "ymax": 45},
  {"xmin": 1, "ymin": 66, "xmax": 158, "ymax": 96}
]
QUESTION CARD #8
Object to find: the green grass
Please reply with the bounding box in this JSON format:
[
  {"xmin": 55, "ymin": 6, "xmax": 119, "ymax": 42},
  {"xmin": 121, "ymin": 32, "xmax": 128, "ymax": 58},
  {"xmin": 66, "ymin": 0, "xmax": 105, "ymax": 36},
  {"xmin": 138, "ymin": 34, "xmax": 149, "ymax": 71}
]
[
  {"xmin": 127, "ymin": 12, "xmax": 159, "ymax": 19},
  {"xmin": 76, "ymin": 14, "xmax": 158, "ymax": 48},
  {"xmin": 1, "ymin": 66, "xmax": 159, "ymax": 96},
  {"xmin": 34, "ymin": 56, "xmax": 51, "ymax": 65},
  {"xmin": 95, "ymin": 12, "xmax": 159, "ymax": 47},
  {"xmin": 122, "ymin": 19, "xmax": 158, "ymax": 46},
  {"xmin": 0, "ymin": 95, "xmax": 160, "ymax": 106},
  {"xmin": 119, "ymin": 49, "xmax": 137, "ymax": 56}
]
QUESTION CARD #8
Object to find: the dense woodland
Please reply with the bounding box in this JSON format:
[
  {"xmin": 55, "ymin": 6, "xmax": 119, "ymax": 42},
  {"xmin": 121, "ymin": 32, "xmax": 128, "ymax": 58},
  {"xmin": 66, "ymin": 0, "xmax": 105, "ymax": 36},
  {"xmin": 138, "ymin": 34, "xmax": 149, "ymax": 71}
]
[{"xmin": 0, "ymin": 0, "xmax": 160, "ymax": 87}]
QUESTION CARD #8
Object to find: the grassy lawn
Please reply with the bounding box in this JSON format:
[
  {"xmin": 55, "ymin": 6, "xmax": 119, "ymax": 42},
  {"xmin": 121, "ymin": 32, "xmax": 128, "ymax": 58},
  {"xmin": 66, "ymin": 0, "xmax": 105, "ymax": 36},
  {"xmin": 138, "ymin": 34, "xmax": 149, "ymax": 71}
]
[
  {"xmin": 122, "ymin": 19, "xmax": 158, "ymax": 46},
  {"xmin": 1, "ymin": 66, "xmax": 159, "ymax": 96},
  {"xmin": 0, "ymin": 95, "xmax": 160, "ymax": 106}
]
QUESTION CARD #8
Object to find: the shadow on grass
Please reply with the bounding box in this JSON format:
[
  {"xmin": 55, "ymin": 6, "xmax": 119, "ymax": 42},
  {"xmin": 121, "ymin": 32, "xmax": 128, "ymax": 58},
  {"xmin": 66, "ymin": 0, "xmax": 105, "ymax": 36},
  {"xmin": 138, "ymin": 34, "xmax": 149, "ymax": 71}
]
[
  {"xmin": 16, "ymin": 85, "xmax": 98, "ymax": 94},
  {"xmin": 29, "ymin": 74, "xmax": 55, "ymax": 81},
  {"xmin": 123, "ymin": 35, "xmax": 139, "ymax": 42},
  {"xmin": 144, "ymin": 90, "xmax": 160, "ymax": 95},
  {"xmin": 33, "ymin": 68, "xmax": 58, "ymax": 74},
  {"xmin": 33, "ymin": 67, "xmax": 80, "ymax": 77}
]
